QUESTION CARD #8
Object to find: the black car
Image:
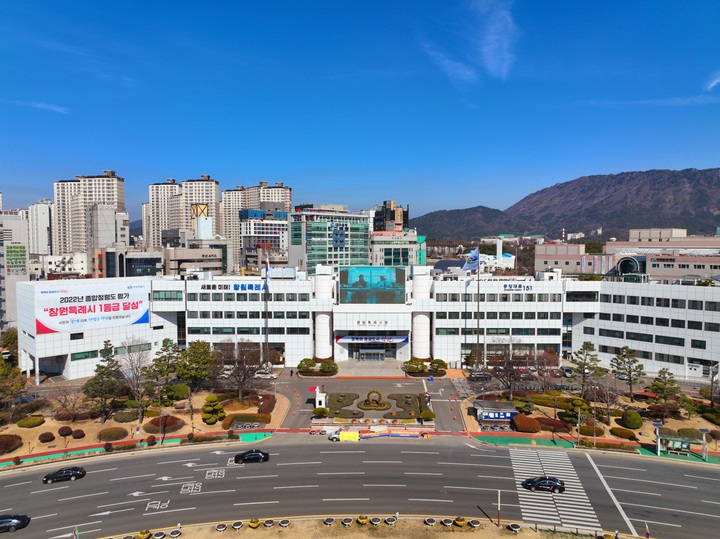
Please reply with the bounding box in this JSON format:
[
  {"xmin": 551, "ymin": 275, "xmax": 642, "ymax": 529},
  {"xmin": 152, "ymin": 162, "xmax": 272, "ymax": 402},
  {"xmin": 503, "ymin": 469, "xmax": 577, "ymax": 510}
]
[
  {"xmin": 521, "ymin": 475, "xmax": 565, "ymax": 493},
  {"xmin": 234, "ymin": 449, "xmax": 270, "ymax": 464},
  {"xmin": 468, "ymin": 371, "xmax": 492, "ymax": 382},
  {"xmin": 42, "ymin": 466, "xmax": 86, "ymax": 484},
  {"xmin": 0, "ymin": 514, "xmax": 31, "ymax": 533}
]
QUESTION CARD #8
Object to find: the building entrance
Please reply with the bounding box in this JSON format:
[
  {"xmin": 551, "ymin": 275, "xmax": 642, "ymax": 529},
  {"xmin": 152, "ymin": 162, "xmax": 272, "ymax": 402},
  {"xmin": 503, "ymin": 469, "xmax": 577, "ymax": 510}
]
[{"xmin": 350, "ymin": 344, "xmax": 395, "ymax": 361}]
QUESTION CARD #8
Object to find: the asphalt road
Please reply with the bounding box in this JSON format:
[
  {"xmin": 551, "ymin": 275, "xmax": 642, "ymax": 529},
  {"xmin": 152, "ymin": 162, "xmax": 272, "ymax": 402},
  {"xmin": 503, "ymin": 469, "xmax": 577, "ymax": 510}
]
[{"xmin": 1, "ymin": 435, "xmax": 718, "ymax": 539}]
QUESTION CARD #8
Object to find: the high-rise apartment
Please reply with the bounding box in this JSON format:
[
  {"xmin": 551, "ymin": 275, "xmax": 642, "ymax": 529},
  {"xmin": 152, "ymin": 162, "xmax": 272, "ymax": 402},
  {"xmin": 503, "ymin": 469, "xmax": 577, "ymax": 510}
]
[
  {"xmin": 52, "ymin": 170, "xmax": 125, "ymax": 255},
  {"xmin": 143, "ymin": 179, "xmax": 181, "ymax": 249},
  {"xmin": 27, "ymin": 199, "xmax": 52, "ymax": 255}
]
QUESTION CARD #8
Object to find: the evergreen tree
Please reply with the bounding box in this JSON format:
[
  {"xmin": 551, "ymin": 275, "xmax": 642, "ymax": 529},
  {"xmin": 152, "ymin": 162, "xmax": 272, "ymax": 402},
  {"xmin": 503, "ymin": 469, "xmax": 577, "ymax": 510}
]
[
  {"xmin": 647, "ymin": 368, "xmax": 683, "ymax": 424},
  {"xmin": 175, "ymin": 340, "xmax": 218, "ymax": 424},
  {"xmin": 81, "ymin": 340, "xmax": 122, "ymax": 422},
  {"xmin": 610, "ymin": 346, "xmax": 646, "ymax": 402},
  {"xmin": 142, "ymin": 339, "xmax": 181, "ymax": 425},
  {"xmin": 570, "ymin": 341, "xmax": 601, "ymax": 397}
]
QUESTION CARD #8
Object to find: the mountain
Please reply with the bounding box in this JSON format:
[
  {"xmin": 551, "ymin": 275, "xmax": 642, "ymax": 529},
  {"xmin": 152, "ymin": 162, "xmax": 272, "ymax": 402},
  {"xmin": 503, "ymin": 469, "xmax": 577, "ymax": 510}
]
[{"xmin": 410, "ymin": 168, "xmax": 720, "ymax": 240}]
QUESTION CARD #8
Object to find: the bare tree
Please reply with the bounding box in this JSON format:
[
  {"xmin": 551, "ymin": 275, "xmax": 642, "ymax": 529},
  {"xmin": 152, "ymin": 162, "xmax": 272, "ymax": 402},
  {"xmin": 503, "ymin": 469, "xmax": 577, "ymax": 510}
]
[
  {"xmin": 217, "ymin": 339, "xmax": 262, "ymax": 404},
  {"xmin": 118, "ymin": 339, "xmax": 153, "ymax": 423},
  {"xmin": 533, "ymin": 349, "xmax": 560, "ymax": 393},
  {"xmin": 46, "ymin": 387, "xmax": 91, "ymax": 423},
  {"xmin": 588, "ymin": 377, "xmax": 619, "ymax": 425}
]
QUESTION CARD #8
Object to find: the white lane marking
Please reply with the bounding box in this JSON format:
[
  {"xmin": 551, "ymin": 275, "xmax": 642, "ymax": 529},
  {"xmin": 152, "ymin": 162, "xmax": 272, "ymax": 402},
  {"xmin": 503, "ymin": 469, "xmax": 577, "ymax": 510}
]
[
  {"xmin": 275, "ymin": 461, "xmax": 321, "ymax": 466},
  {"xmin": 50, "ymin": 529, "xmax": 102, "ymax": 539},
  {"xmin": 142, "ymin": 507, "xmax": 196, "ymax": 516},
  {"xmin": 87, "ymin": 468, "xmax": 117, "ymax": 474},
  {"xmin": 89, "ymin": 508, "xmax": 134, "ymax": 516},
  {"xmin": 31, "ymin": 513, "xmax": 57, "ymax": 520},
  {"xmin": 613, "ymin": 488, "xmax": 661, "ymax": 496},
  {"xmin": 586, "ymin": 454, "xmax": 637, "ymax": 536},
  {"xmin": 604, "ymin": 476, "xmax": 696, "ymax": 489},
  {"xmin": 190, "ymin": 490, "xmax": 236, "ymax": 495},
  {"xmin": 445, "ymin": 485, "xmax": 516, "ymax": 493},
  {"xmin": 237, "ymin": 475, "xmax": 278, "ymax": 480},
  {"xmin": 628, "ymin": 518, "xmax": 682, "ymax": 528},
  {"xmin": 320, "ymin": 451, "xmax": 365, "ymax": 454},
  {"xmin": 31, "ymin": 486, "xmax": 68, "ymax": 494},
  {"xmin": 404, "ymin": 472, "xmax": 442, "ymax": 476},
  {"xmin": 46, "ymin": 521, "xmax": 102, "ymax": 532},
  {"xmin": 111, "ymin": 474, "xmax": 156, "ymax": 481},
  {"xmin": 157, "ymin": 458, "xmax": 201, "ymax": 464},
  {"xmin": 408, "ymin": 498, "xmax": 453, "ymax": 503},
  {"xmin": 439, "ymin": 461, "xmax": 510, "ymax": 468},
  {"xmin": 317, "ymin": 472, "xmax": 365, "ymax": 475},
  {"xmin": 97, "ymin": 499, "xmax": 151, "ymax": 508},
  {"xmin": 623, "ymin": 502, "xmax": 720, "ymax": 519},
  {"xmin": 686, "ymin": 474, "xmax": 720, "ymax": 482},
  {"xmin": 4, "ymin": 481, "xmax": 32, "ymax": 487},
  {"xmin": 322, "ymin": 498, "xmax": 370, "ymax": 501},
  {"xmin": 401, "ymin": 451, "xmax": 439, "ymax": 454},
  {"xmin": 233, "ymin": 501, "xmax": 279, "ymax": 506},
  {"xmin": 273, "ymin": 484, "xmax": 319, "ymax": 489},
  {"xmin": 58, "ymin": 491, "xmax": 109, "ymax": 501},
  {"xmin": 596, "ymin": 465, "xmax": 646, "ymax": 471},
  {"xmin": 363, "ymin": 484, "xmax": 406, "ymax": 487},
  {"xmin": 362, "ymin": 460, "xmax": 402, "ymax": 464},
  {"xmin": 701, "ymin": 499, "xmax": 720, "ymax": 505}
]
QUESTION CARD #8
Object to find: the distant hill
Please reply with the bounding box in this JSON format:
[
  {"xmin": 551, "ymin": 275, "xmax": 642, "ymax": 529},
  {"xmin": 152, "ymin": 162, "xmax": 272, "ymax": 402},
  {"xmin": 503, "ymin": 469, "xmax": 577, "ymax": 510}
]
[
  {"xmin": 130, "ymin": 219, "xmax": 142, "ymax": 237},
  {"xmin": 410, "ymin": 168, "xmax": 720, "ymax": 240}
]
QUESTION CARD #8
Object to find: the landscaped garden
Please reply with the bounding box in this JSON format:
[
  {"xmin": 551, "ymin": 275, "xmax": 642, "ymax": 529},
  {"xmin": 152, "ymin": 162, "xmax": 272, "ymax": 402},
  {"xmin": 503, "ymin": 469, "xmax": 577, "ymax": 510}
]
[{"xmin": 315, "ymin": 390, "xmax": 436, "ymax": 426}]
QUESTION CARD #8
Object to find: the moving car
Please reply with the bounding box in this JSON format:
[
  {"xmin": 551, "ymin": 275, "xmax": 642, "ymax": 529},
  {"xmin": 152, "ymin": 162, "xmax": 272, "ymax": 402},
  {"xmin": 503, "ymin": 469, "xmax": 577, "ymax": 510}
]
[
  {"xmin": 0, "ymin": 514, "xmax": 30, "ymax": 533},
  {"xmin": 521, "ymin": 475, "xmax": 565, "ymax": 493},
  {"xmin": 42, "ymin": 466, "xmax": 86, "ymax": 484},
  {"xmin": 468, "ymin": 371, "xmax": 492, "ymax": 382},
  {"xmin": 254, "ymin": 370, "xmax": 278, "ymax": 380},
  {"xmin": 234, "ymin": 449, "xmax": 270, "ymax": 463},
  {"xmin": 328, "ymin": 431, "xmax": 341, "ymax": 442}
]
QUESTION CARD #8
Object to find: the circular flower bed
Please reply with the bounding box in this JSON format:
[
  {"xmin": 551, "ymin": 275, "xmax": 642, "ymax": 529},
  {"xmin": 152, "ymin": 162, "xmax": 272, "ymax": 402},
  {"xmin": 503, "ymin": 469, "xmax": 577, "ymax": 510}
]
[
  {"xmin": 248, "ymin": 519, "xmax": 260, "ymax": 529},
  {"xmin": 357, "ymin": 515, "xmax": 369, "ymax": 525}
]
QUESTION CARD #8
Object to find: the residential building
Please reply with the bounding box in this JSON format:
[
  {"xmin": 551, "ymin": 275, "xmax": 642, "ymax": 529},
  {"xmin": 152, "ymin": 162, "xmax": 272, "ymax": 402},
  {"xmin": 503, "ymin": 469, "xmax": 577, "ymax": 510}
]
[
  {"xmin": 237, "ymin": 209, "xmax": 289, "ymax": 270},
  {"xmin": 144, "ymin": 179, "xmax": 181, "ymax": 249},
  {"xmin": 27, "ymin": 200, "xmax": 52, "ymax": 256},
  {"xmin": 0, "ymin": 212, "xmax": 30, "ymax": 334}
]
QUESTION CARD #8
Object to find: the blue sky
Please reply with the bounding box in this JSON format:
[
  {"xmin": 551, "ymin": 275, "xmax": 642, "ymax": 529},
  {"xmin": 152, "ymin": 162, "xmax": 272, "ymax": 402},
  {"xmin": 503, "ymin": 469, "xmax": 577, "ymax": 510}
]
[{"xmin": 1, "ymin": 1, "xmax": 719, "ymax": 220}]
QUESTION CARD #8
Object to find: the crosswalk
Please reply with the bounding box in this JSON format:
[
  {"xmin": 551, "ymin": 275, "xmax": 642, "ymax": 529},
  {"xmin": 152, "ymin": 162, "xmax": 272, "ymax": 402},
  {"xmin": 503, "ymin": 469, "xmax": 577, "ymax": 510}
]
[{"xmin": 509, "ymin": 448, "xmax": 601, "ymax": 531}]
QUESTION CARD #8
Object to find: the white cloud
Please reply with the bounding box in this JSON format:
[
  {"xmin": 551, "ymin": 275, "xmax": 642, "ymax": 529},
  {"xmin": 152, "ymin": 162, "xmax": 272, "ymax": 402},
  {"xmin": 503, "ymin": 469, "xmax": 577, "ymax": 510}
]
[
  {"xmin": 11, "ymin": 100, "xmax": 71, "ymax": 114},
  {"xmin": 587, "ymin": 95, "xmax": 720, "ymax": 107},
  {"xmin": 707, "ymin": 71, "xmax": 720, "ymax": 91},
  {"xmin": 472, "ymin": 0, "xmax": 519, "ymax": 80},
  {"xmin": 423, "ymin": 43, "xmax": 478, "ymax": 84}
]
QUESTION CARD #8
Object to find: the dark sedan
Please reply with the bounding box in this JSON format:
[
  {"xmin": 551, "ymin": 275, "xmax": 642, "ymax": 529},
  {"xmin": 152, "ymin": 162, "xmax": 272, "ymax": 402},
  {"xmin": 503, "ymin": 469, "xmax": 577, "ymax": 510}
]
[
  {"xmin": 521, "ymin": 475, "xmax": 565, "ymax": 493},
  {"xmin": 42, "ymin": 466, "xmax": 86, "ymax": 484},
  {"xmin": 0, "ymin": 514, "xmax": 30, "ymax": 533},
  {"xmin": 468, "ymin": 371, "xmax": 492, "ymax": 382},
  {"xmin": 234, "ymin": 449, "xmax": 270, "ymax": 464}
]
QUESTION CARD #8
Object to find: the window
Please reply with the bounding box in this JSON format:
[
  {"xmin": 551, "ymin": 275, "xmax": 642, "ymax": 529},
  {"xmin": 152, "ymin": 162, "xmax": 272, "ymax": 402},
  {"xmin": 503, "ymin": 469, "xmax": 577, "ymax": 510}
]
[
  {"xmin": 627, "ymin": 296, "xmax": 639, "ymax": 305},
  {"xmin": 187, "ymin": 311, "xmax": 198, "ymax": 319},
  {"xmin": 671, "ymin": 299, "xmax": 686, "ymax": 309},
  {"xmin": 200, "ymin": 293, "xmax": 210, "ymax": 301},
  {"xmin": 299, "ymin": 311, "xmax": 310, "ymax": 319},
  {"xmin": 266, "ymin": 327, "xmax": 285, "ymax": 335},
  {"xmin": 212, "ymin": 293, "xmax": 222, "ymax": 301},
  {"xmin": 487, "ymin": 328, "xmax": 509, "ymax": 335},
  {"xmin": 436, "ymin": 312, "xmax": 447, "ymax": 320},
  {"xmin": 626, "ymin": 332, "xmax": 653, "ymax": 343},
  {"xmin": 436, "ymin": 328, "xmax": 459, "ymax": 335},
  {"xmin": 512, "ymin": 294, "xmax": 522, "ymax": 302},
  {"xmin": 70, "ymin": 332, "xmax": 84, "ymax": 340},
  {"xmin": 70, "ymin": 350, "xmax": 98, "ymax": 361},
  {"xmin": 655, "ymin": 335, "xmax": 685, "ymax": 346},
  {"xmin": 537, "ymin": 328, "xmax": 561, "ymax": 336},
  {"xmin": 213, "ymin": 327, "xmax": 234, "ymax": 334},
  {"xmin": 225, "ymin": 311, "xmax": 235, "ymax": 319},
  {"xmin": 153, "ymin": 290, "xmax": 183, "ymax": 301},
  {"xmin": 448, "ymin": 312, "xmax": 460, "ymax": 319},
  {"xmin": 512, "ymin": 312, "xmax": 523, "ymax": 319},
  {"xmin": 705, "ymin": 322, "xmax": 720, "ymax": 332},
  {"xmin": 599, "ymin": 313, "xmax": 611, "ymax": 321},
  {"xmin": 656, "ymin": 298, "xmax": 670, "ymax": 308},
  {"xmin": 449, "ymin": 294, "xmax": 460, "ymax": 302},
  {"xmin": 212, "ymin": 311, "xmax": 223, "ymax": 319},
  {"xmin": 641, "ymin": 297, "xmax": 653, "ymax": 306},
  {"xmin": 461, "ymin": 312, "xmax": 472, "ymax": 319},
  {"xmin": 249, "ymin": 293, "xmax": 260, "ymax": 301},
  {"xmin": 549, "ymin": 312, "xmax": 561, "ymax": 319},
  {"xmin": 274, "ymin": 293, "xmax": 284, "ymax": 301},
  {"xmin": 462, "ymin": 293, "xmax": 472, "ymax": 302},
  {"xmin": 626, "ymin": 315, "xmax": 639, "ymax": 323},
  {"xmin": 583, "ymin": 327, "xmax": 595, "ymax": 335},
  {"xmin": 656, "ymin": 353, "xmax": 684, "ymax": 364},
  {"xmin": 537, "ymin": 293, "xmax": 548, "ymax": 302},
  {"xmin": 474, "ymin": 312, "xmax": 485, "ymax": 319},
  {"xmin": 188, "ymin": 327, "xmax": 211, "ymax": 335},
  {"xmin": 436, "ymin": 293, "xmax": 447, "ymax": 302},
  {"xmin": 641, "ymin": 316, "xmax": 653, "ymax": 325},
  {"xmin": 706, "ymin": 301, "xmax": 720, "ymax": 312},
  {"xmin": 200, "ymin": 311, "xmax": 210, "ymax": 319},
  {"xmin": 537, "ymin": 312, "xmax": 549, "ymax": 319},
  {"xmin": 287, "ymin": 327, "xmax": 310, "ymax": 335},
  {"xmin": 688, "ymin": 320, "xmax": 702, "ymax": 330},
  {"xmin": 236, "ymin": 311, "xmax": 247, "ymax": 319},
  {"xmin": 486, "ymin": 312, "xmax": 497, "ymax": 319},
  {"xmin": 286, "ymin": 293, "xmax": 297, "ymax": 301},
  {"xmin": 655, "ymin": 318, "xmax": 669, "ymax": 327},
  {"xmin": 187, "ymin": 293, "xmax": 197, "ymax": 301},
  {"xmin": 600, "ymin": 294, "xmax": 611, "ymax": 303},
  {"xmin": 671, "ymin": 319, "xmax": 685, "ymax": 329},
  {"xmin": 299, "ymin": 293, "xmax": 310, "ymax": 301},
  {"xmin": 249, "ymin": 311, "xmax": 260, "ymax": 319},
  {"xmin": 236, "ymin": 293, "xmax": 248, "ymax": 301},
  {"xmin": 525, "ymin": 294, "xmax": 535, "ymax": 302},
  {"xmin": 512, "ymin": 328, "xmax": 535, "ymax": 335},
  {"xmin": 499, "ymin": 294, "xmax": 510, "ymax": 302},
  {"xmin": 499, "ymin": 312, "xmax": 510, "ymax": 319},
  {"xmin": 237, "ymin": 327, "xmax": 260, "ymax": 335},
  {"xmin": 612, "ymin": 295, "xmax": 625, "ymax": 304},
  {"xmin": 599, "ymin": 329, "xmax": 624, "ymax": 338},
  {"xmin": 225, "ymin": 293, "xmax": 234, "ymax": 301},
  {"xmin": 524, "ymin": 312, "xmax": 536, "ymax": 319},
  {"xmin": 612, "ymin": 314, "xmax": 624, "ymax": 322},
  {"xmin": 566, "ymin": 291, "xmax": 598, "ymax": 302},
  {"xmin": 691, "ymin": 340, "xmax": 706, "ymax": 350},
  {"xmin": 689, "ymin": 300, "xmax": 703, "ymax": 310},
  {"xmin": 274, "ymin": 311, "xmax": 285, "ymax": 319}
]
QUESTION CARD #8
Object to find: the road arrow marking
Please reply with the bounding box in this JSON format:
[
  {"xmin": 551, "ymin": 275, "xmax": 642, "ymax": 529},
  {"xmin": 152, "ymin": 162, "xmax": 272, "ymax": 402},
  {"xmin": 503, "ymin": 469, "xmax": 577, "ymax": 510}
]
[
  {"xmin": 156, "ymin": 476, "xmax": 193, "ymax": 481},
  {"xmin": 90, "ymin": 507, "xmax": 135, "ymax": 516}
]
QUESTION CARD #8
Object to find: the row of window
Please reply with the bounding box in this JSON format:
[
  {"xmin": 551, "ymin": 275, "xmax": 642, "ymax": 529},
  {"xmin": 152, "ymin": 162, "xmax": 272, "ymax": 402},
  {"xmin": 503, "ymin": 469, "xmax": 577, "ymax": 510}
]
[
  {"xmin": 586, "ymin": 327, "xmax": 692, "ymax": 348},
  {"xmin": 436, "ymin": 311, "xmax": 562, "ymax": 320},
  {"xmin": 650, "ymin": 263, "xmax": 719, "ymax": 270},
  {"xmin": 436, "ymin": 327, "xmax": 561, "ymax": 336},
  {"xmin": 599, "ymin": 294, "xmax": 720, "ymax": 311},
  {"xmin": 187, "ymin": 311, "xmax": 311, "ymax": 319},
  {"xmin": 598, "ymin": 345, "xmax": 685, "ymax": 365},
  {"xmin": 186, "ymin": 292, "xmax": 311, "ymax": 302},
  {"xmin": 435, "ymin": 293, "xmax": 562, "ymax": 303},
  {"xmin": 187, "ymin": 327, "xmax": 310, "ymax": 335},
  {"xmin": 595, "ymin": 313, "xmax": 720, "ymax": 333}
]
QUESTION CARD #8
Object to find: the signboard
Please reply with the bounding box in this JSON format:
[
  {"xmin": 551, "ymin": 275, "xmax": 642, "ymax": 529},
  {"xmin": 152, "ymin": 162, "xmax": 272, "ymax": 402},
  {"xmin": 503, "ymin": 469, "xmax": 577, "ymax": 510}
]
[
  {"xmin": 35, "ymin": 281, "xmax": 150, "ymax": 334},
  {"xmin": 339, "ymin": 266, "xmax": 406, "ymax": 304}
]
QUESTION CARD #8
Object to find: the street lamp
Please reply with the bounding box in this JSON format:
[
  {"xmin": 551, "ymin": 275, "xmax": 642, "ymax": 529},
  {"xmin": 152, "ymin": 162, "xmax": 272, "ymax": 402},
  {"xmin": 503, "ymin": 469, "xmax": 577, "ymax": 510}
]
[{"xmin": 576, "ymin": 413, "xmax": 587, "ymax": 445}]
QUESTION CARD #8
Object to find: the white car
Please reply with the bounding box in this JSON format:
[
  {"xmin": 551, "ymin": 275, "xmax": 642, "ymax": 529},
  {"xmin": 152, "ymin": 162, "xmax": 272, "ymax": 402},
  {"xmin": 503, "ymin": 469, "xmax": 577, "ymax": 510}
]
[{"xmin": 254, "ymin": 370, "xmax": 278, "ymax": 380}]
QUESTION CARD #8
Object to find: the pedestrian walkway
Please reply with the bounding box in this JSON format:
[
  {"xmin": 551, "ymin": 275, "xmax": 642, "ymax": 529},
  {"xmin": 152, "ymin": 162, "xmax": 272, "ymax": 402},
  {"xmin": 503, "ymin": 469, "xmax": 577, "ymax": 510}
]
[{"xmin": 510, "ymin": 448, "xmax": 602, "ymax": 531}]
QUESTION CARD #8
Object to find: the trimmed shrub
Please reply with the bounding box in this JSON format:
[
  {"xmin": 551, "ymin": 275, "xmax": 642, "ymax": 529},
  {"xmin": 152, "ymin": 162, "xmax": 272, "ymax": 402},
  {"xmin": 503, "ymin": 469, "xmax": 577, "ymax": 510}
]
[
  {"xmin": 313, "ymin": 407, "xmax": 329, "ymax": 418},
  {"xmin": 622, "ymin": 409, "xmax": 643, "ymax": 429},
  {"xmin": 142, "ymin": 415, "xmax": 186, "ymax": 434},
  {"xmin": 12, "ymin": 456, "xmax": 21, "ymax": 466},
  {"xmin": 18, "ymin": 398, "xmax": 48, "ymax": 414},
  {"xmin": 0, "ymin": 434, "xmax": 23, "ymax": 455},
  {"xmin": 710, "ymin": 430, "xmax": 720, "ymax": 441},
  {"xmin": 58, "ymin": 426, "xmax": 73, "ymax": 437},
  {"xmin": 702, "ymin": 413, "xmax": 720, "ymax": 426},
  {"xmin": 144, "ymin": 409, "xmax": 160, "ymax": 418},
  {"xmin": 201, "ymin": 395, "xmax": 226, "ymax": 425},
  {"xmin": 678, "ymin": 428, "xmax": 709, "ymax": 442},
  {"xmin": 257, "ymin": 394, "xmax": 275, "ymax": 414},
  {"xmin": 38, "ymin": 432, "xmax": 55, "ymax": 443},
  {"xmin": 17, "ymin": 416, "xmax": 45, "ymax": 428},
  {"xmin": 97, "ymin": 427, "xmax": 129, "ymax": 442},
  {"xmin": 579, "ymin": 424, "xmax": 605, "ymax": 437},
  {"xmin": 221, "ymin": 413, "xmax": 272, "ymax": 430},
  {"xmin": 166, "ymin": 383, "xmax": 190, "ymax": 401},
  {"xmin": 104, "ymin": 442, "xmax": 113, "ymax": 452},
  {"xmin": 536, "ymin": 417, "xmax": 571, "ymax": 433},
  {"xmin": 71, "ymin": 429, "xmax": 85, "ymax": 439},
  {"xmin": 512, "ymin": 413, "xmax": 541, "ymax": 433},
  {"xmin": 113, "ymin": 410, "xmax": 139, "ymax": 423},
  {"xmin": 658, "ymin": 427, "xmax": 678, "ymax": 437},
  {"xmin": 610, "ymin": 427, "xmax": 638, "ymax": 440},
  {"xmin": 420, "ymin": 410, "xmax": 436, "ymax": 421},
  {"xmin": 54, "ymin": 412, "xmax": 71, "ymax": 422},
  {"xmin": 145, "ymin": 435, "xmax": 157, "ymax": 446},
  {"xmin": 578, "ymin": 439, "xmax": 638, "ymax": 452}
]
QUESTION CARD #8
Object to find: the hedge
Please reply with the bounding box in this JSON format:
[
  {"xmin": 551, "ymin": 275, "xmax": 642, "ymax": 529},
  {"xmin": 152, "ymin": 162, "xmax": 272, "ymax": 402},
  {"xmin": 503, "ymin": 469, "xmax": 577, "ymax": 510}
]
[
  {"xmin": 702, "ymin": 413, "xmax": 720, "ymax": 426},
  {"xmin": 17, "ymin": 416, "xmax": 45, "ymax": 428},
  {"xmin": 221, "ymin": 413, "xmax": 272, "ymax": 430},
  {"xmin": 142, "ymin": 415, "xmax": 186, "ymax": 434},
  {"xmin": 97, "ymin": 427, "xmax": 129, "ymax": 442},
  {"xmin": 678, "ymin": 428, "xmax": 710, "ymax": 442},
  {"xmin": 58, "ymin": 426, "xmax": 73, "ymax": 437},
  {"xmin": 622, "ymin": 409, "xmax": 643, "ymax": 429},
  {"xmin": 536, "ymin": 417, "xmax": 572, "ymax": 433},
  {"xmin": 511, "ymin": 413, "xmax": 540, "ymax": 433},
  {"xmin": 610, "ymin": 427, "xmax": 637, "ymax": 440},
  {"xmin": 658, "ymin": 427, "xmax": 678, "ymax": 437},
  {"xmin": 113, "ymin": 410, "xmax": 139, "ymax": 423},
  {"xmin": 71, "ymin": 429, "xmax": 85, "ymax": 439},
  {"xmin": 579, "ymin": 425, "xmax": 605, "ymax": 437},
  {"xmin": 578, "ymin": 439, "xmax": 637, "ymax": 452},
  {"xmin": 0, "ymin": 434, "xmax": 23, "ymax": 455},
  {"xmin": 38, "ymin": 432, "xmax": 55, "ymax": 443}
]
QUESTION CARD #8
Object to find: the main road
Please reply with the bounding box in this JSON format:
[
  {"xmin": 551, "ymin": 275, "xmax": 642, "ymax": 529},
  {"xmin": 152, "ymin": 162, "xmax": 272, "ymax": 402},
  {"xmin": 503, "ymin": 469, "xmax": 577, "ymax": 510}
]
[{"xmin": 1, "ymin": 434, "xmax": 717, "ymax": 538}]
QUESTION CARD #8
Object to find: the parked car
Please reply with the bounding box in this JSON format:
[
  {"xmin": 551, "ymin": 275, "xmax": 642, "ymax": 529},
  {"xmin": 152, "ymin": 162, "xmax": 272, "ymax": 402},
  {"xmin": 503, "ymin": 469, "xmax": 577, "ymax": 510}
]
[
  {"xmin": 468, "ymin": 371, "xmax": 492, "ymax": 382},
  {"xmin": 512, "ymin": 371, "xmax": 536, "ymax": 381},
  {"xmin": 42, "ymin": 466, "xmax": 86, "ymax": 484},
  {"xmin": 521, "ymin": 475, "xmax": 565, "ymax": 493},
  {"xmin": 563, "ymin": 367, "xmax": 573, "ymax": 378},
  {"xmin": 254, "ymin": 370, "xmax": 278, "ymax": 380},
  {"xmin": 0, "ymin": 515, "xmax": 30, "ymax": 533},
  {"xmin": 615, "ymin": 373, "xmax": 629, "ymax": 380},
  {"xmin": 328, "ymin": 431, "xmax": 341, "ymax": 442},
  {"xmin": 234, "ymin": 449, "xmax": 270, "ymax": 463}
]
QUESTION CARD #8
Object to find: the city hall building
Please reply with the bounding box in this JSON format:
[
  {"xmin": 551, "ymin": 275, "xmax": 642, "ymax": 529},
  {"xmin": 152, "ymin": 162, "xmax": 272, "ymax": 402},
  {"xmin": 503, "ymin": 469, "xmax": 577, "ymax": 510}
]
[{"xmin": 16, "ymin": 266, "xmax": 720, "ymax": 382}]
